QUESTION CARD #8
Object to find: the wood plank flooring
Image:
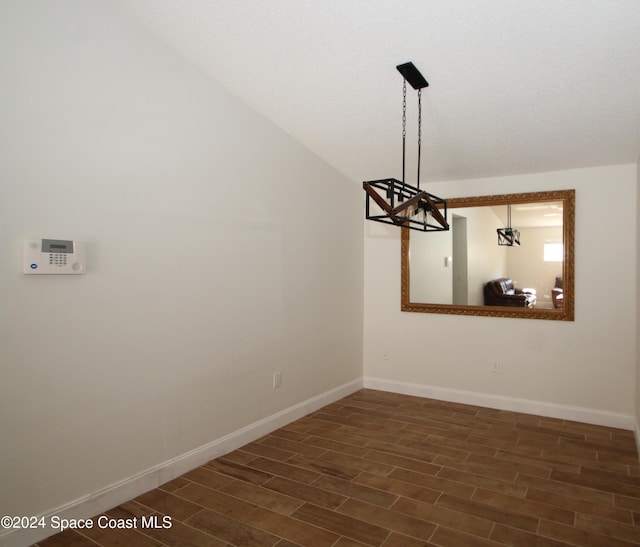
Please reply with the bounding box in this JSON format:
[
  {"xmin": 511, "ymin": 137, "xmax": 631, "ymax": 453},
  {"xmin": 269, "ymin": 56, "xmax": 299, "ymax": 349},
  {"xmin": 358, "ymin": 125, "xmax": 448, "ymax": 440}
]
[{"xmin": 35, "ymin": 389, "xmax": 640, "ymax": 546}]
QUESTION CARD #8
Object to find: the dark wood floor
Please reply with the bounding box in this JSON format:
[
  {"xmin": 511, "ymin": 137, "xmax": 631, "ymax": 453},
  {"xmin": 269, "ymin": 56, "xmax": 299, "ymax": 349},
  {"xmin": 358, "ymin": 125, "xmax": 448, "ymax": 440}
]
[{"xmin": 36, "ymin": 389, "xmax": 640, "ymax": 546}]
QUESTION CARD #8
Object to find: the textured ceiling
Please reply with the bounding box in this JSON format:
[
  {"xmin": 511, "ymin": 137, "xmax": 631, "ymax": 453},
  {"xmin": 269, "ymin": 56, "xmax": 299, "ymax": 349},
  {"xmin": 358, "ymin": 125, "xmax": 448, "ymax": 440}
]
[{"xmin": 118, "ymin": 0, "xmax": 640, "ymax": 185}]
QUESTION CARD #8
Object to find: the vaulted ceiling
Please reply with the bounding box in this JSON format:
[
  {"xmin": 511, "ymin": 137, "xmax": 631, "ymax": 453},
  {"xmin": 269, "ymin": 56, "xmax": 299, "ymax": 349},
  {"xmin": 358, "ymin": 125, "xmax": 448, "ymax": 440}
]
[{"xmin": 118, "ymin": 1, "xmax": 640, "ymax": 185}]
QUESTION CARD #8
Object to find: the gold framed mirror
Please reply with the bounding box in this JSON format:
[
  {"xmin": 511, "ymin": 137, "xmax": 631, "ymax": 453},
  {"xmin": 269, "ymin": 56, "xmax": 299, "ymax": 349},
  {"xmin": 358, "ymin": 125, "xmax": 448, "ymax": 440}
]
[{"xmin": 401, "ymin": 189, "xmax": 575, "ymax": 320}]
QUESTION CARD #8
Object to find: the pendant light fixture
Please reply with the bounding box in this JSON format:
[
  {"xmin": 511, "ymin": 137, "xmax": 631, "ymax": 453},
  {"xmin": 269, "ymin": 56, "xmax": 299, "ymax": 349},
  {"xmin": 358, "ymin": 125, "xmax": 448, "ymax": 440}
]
[
  {"xmin": 497, "ymin": 204, "xmax": 521, "ymax": 246},
  {"xmin": 363, "ymin": 62, "xmax": 449, "ymax": 232}
]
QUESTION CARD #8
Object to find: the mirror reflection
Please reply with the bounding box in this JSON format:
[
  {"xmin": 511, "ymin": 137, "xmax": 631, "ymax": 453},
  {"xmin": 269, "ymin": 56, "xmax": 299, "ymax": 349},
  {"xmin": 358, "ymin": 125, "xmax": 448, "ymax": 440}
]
[{"xmin": 401, "ymin": 190, "xmax": 574, "ymax": 320}]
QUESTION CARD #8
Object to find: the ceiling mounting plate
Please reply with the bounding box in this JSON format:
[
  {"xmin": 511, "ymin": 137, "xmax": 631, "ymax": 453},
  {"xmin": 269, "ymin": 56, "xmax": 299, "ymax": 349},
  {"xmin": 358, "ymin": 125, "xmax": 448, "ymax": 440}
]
[{"xmin": 396, "ymin": 62, "xmax": 429, "ymax": 89}]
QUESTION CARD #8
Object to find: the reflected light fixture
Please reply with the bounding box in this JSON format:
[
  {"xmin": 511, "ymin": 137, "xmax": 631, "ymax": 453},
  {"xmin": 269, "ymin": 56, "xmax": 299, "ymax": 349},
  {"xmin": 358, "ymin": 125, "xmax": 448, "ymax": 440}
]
[
  {"xmin": 363, "ymin": 62, "xmax": 449, "ymax": 232},
  {"xmin": 497, "ymin": 204, "xmax": 521, "ymax": 246}
]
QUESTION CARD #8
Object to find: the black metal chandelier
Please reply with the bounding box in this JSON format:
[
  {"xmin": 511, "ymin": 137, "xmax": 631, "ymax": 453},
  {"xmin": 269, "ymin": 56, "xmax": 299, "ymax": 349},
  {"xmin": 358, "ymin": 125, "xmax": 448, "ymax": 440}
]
[
  {"xmin": 497, "ymin": 204, "xmax": 521, "ymax": 246},
  {"xmin": 363, "ymin": 62, "xmax": 448, "ymax": 232}
]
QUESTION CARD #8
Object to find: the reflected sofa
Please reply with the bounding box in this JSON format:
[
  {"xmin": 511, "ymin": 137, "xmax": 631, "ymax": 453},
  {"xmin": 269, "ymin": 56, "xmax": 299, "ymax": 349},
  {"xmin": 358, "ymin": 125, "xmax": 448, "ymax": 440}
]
[
  {"xmin": 484, "ymin": 278, "xmax": 537, "ymax": 308},
  {"xmin": 552, "ymin": 277, "xmax": 563, "ymax": 309}
]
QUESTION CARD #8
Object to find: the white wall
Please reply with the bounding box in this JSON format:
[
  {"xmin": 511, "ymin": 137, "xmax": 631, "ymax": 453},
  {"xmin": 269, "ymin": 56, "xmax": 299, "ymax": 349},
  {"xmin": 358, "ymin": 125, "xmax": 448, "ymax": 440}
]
[
  {"xmin": 364, "ymin": 164, "xmax": 637, "ymax": 422},
  {"xmin": 0, "ymin": 0, "xmax": 362, "ymax": 522}
]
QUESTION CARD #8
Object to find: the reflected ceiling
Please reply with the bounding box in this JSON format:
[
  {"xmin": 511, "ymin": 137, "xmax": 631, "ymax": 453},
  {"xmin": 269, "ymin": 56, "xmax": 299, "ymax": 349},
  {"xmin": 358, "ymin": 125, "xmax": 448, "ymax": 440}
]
[{"xmin": 490, "ymin": 201, "xmax": 563, "ymax": 228}]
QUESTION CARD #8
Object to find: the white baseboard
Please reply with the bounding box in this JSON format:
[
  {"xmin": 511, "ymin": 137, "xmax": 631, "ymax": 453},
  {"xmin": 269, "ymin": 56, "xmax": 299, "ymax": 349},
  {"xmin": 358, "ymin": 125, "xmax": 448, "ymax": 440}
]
[
  {"xmin": 0, "ymin": 378, "xmax": 363, "ymax": 547},
  {"xmin": 3, "ymin": 376, "xmax": 635, "ymax": 547},
  {"xmin": 364, "ymin": 377, "xmax": 636, "ymax": 431}
]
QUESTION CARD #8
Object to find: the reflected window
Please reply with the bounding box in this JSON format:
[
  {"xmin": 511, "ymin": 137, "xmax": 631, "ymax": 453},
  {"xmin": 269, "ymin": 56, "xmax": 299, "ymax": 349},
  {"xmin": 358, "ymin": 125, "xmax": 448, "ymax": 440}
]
[{"xmin": 544, "ymin": 243, "xmax": 563, "ymax": 262}]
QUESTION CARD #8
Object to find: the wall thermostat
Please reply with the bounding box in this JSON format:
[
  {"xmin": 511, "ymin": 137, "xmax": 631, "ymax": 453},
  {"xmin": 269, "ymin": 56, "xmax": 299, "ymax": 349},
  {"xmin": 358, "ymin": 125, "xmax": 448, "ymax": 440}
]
[{"xmin": 23, "ymin": 238, "xmax": 86, "ymax": 274}]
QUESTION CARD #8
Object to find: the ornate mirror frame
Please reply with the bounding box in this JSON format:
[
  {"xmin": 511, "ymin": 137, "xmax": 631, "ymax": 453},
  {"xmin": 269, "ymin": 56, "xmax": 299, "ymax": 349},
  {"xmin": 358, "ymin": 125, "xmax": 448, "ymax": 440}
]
[{"xmin": 401, "ymin": 189, "xmax": 575, "ymax": 320}]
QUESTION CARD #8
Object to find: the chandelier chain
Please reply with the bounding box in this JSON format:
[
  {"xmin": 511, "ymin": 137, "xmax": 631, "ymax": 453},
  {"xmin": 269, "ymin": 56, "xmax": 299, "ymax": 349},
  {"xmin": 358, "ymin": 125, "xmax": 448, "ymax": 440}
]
[
  {"xmin": 402, "ymin": 80, "xmax": 407, "ymax": 139},
  {"xmin": 417, "ymin": 88, "xmax": 422, "ymax": 188},
  {"xmin": 402, "ymin": 79, "xmax": 407, "ymax": 185},
  {"xmin": 418, "ymin": 89, "xmax": 422, "ymax": 144}
]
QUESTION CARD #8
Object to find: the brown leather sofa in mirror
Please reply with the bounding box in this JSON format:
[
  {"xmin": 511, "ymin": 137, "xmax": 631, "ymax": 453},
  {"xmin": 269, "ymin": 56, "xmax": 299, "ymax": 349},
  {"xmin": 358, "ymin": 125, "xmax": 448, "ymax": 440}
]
[
  {"xmin": 484, "ymin": 278, "xmax": 537, "ymax": 308},
  {"xmin": 552, "ymin": 277, "xmax": 563, "ymax": 309}
]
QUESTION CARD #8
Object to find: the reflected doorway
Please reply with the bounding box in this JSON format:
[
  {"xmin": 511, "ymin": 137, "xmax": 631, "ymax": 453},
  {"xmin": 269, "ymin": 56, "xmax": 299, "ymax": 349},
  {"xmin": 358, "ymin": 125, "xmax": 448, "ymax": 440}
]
[{"xmin": 452, "ymin": 215, "xmax": 468, "ymax": 305}]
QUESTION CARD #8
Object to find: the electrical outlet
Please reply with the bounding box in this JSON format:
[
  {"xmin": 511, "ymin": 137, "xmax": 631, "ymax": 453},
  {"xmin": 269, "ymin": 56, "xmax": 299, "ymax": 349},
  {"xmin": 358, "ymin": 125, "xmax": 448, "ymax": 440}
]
[
  {"xmin": 382, "ymin": 352, "xmax": 389, "ymax": 361},
  {"xmin": 273, "ymin": 372, "xmax": 283, "ymax": 388},
  {"xmin": 491, "ymin": 361, "xmax": 500, "ymax": 374}
]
